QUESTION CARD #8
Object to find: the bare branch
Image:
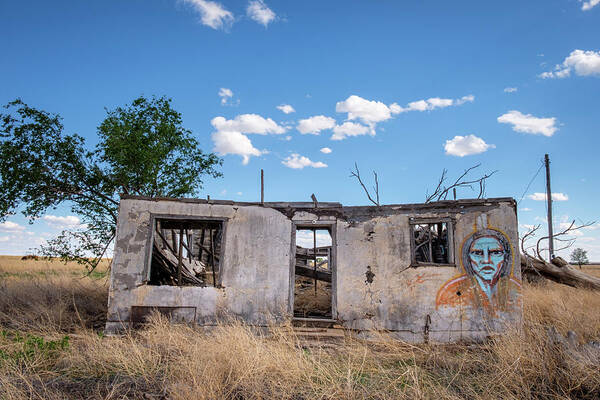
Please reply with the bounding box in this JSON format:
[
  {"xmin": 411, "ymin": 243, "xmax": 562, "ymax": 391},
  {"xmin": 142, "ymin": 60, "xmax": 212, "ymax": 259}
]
[
  {"xmin": 521, "ymin": 224, "xmax": 541, "ymax": 256},
  {"xmin": 425, "ymin": 164, "xmax": 498, "ymax": 203},
  {"xmin": 535, "ymin": 220, "xmax": 596, "ymax": 261},
  {"xmin": 350, "ymin": 163, "xmax": 380, "ymax": 206}
]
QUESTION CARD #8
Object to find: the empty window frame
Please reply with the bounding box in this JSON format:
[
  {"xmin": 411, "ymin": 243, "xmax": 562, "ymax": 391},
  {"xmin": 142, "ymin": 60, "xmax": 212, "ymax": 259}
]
[
  {"xmin": 410, "ymin": 219, "xmax": 454, "ymax": 266},
  {"xmin": 149, "ymin": 218, "xmax": 224, "ymax": 286}
]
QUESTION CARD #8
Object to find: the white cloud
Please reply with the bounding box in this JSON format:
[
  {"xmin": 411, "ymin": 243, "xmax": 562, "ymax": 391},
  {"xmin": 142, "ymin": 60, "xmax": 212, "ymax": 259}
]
[
  {"xmin": 211, "ymin": 114, "xmax": 282, "ymax": 164},
  {"xmin": 282, "ymin": 154, "xmax": 327, "ymax": 169},
  {"xmin": 297, "ymin": 115, "xmax": 336, "ymax": 135},
  {"xmin": 390, "ymin": 94, "xmax": 475, "ymax": 114},
  {"xmin": 527, "ymin": 192, "xmax": 569, "ymax": 201},
  {"xmin": 331, "ymin": 122, "xmax": 371, "ymax": 141},
  {"xmin": 334, "ymin": 94, "xmax": 475, "ymax": 135},
  {"xmin": 582, "ymin": 0, "xmax": 600, "ymax": 11},
  {"xmin": 444, "ymin": 135, "xmax": 495, "ymax": 157},
  {"xmin": 497, "ymin": 110, "xmax": 557, "ymax": 137},
  {"xmin": 212, "ymin": 114, "xmax": 287, "ymax": 135},
  {"xmin": 182, "ymin": 0, "xmax": 234, "ymax": 30},
  {"xmin": 520, "ymin": 207, "xmax": 532, "ymax": 212},
  {"xmin": 320, "ymin": 147, "xmax": 332, "ymax": 154},
  {"xmin": 336, "ymin": 95, "xmax": 392, "ymax": 131},
  {"xmin": 211, "ymin": 130, "xmax": 265, "ymax": 165},
  {"xmin": 43, "ymin": 215, "xmax": 82, "ymax": 228},
  {"xmin": 540, "ymin": 50, "xmax": 600, "ymax": 78},
  {"xmin": 504, "ymin": 87, "xmax": 518, "ymax": 93},
  {"xmin": 246, "ymin": 0, "xmax": 276, "ymax": 26},
  {"xmin": 218, "ymin": 87, "xmax": 234, "ymax": 105},
  {"xmin": 0, "ymin": 221, "xmax": 25, "ymax": 232},
  {"xmin": 236, "ymin": 191, "xmax": 243, "ymax": 196},
  {"xmin": 276, "ymin": 104, "xmax": 295, "ymax": 114}
]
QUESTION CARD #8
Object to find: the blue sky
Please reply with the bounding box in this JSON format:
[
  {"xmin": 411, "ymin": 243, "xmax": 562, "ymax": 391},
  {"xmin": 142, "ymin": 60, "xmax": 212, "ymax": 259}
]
[{"xmin": 1, "ymin": 0, "xmax": 599, "ymax": 259}]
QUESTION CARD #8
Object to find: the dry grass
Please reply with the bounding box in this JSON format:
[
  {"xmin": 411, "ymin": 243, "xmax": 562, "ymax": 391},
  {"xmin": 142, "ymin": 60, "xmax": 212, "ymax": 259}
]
[{"xmin": 1, "ymin": 257, "xmax": 600, "ymax": 399}]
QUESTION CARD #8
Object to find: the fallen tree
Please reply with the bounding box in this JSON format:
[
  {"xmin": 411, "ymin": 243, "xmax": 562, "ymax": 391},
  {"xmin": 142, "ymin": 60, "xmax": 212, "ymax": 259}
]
[
  {"xmin": 521, "ymin": 221, "xmax": 600, "ymax": 290},
  {"xmin": 521, "ymin": 254, "xmax": 600, "ymax": 290}
]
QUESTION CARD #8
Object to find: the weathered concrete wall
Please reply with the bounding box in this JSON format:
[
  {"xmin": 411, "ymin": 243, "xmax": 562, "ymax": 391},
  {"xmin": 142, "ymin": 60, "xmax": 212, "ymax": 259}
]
[
  {"xmin": 106, "ymin": 199, "xmax": 293, "ymax": 333},
  {"xmin": 106, "ymin": 197, "xmax": 521, "ymax": 343},
  {"xmin": 335, "ymin": 200, "xmax": 521, "ymax": 342}
]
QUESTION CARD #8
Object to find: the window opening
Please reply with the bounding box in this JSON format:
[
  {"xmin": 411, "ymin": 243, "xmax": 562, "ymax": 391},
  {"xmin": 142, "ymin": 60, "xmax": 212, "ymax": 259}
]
[
  {"xmin": 412, "ymin": 221, "xmax": 452, "ymax": 265},
  {"xmin": 149, "ymin": 219, "xmax": 223, "ymax": 286},
  {"xmin": 294, "ymin": 228, "xmax": 332, "ymax": 318}
]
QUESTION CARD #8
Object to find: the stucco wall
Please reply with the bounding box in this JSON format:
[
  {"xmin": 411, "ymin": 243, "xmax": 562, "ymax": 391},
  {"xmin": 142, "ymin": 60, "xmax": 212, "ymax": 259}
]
[
  {"xmin": 106, "ymin": 199, "xmax": 293, "ymax": 333},
  {"xmin": 106, "ymin": 197, "xmax": 521, "ymax": 343}
]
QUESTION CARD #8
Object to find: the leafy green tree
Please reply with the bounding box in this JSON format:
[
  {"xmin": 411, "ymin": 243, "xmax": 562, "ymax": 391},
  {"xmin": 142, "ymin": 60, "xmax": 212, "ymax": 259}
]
[
  {"xmin": 570, "ymin": 247, "xmax": 589, "ymax": 269},
  {"xmin": 0, "ymin": 96, "xmax": 222, "ymax": 270}
]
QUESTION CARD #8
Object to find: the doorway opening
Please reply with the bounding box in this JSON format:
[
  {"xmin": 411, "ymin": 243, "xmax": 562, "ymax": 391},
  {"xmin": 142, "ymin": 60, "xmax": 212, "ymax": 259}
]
[{"xmin": 293, "ymin": 227, "xmax": 333, "ymax": 319}]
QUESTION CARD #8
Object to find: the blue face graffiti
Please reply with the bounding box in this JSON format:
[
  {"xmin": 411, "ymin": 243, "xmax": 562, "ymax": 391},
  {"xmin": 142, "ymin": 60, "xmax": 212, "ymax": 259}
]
[
  {"xmin": 436, "ymin": 227, "xmax": 522, "ymax": 314},
  {"xmin": 468, "ymin": 236, "xmax": 505, "ymax": 284}
]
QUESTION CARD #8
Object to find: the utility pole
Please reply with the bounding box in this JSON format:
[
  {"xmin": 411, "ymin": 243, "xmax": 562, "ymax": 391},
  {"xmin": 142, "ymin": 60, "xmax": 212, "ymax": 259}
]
[{"xmin": 544, "ymin": 154, "xmax": 554, "ymax": 260}]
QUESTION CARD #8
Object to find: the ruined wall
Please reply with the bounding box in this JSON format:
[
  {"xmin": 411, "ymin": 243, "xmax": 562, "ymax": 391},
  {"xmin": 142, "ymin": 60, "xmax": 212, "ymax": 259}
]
[
  {"xmin": 335, "ymin": 200, "xmax": 521, "ymax": 342},
  {"xmin": 105, "ymin": 198, "xmax": 293, "ymax": 334},
  {"xmin": 106, "ymin": 197, "xmax": 521, "ymax": 343}
]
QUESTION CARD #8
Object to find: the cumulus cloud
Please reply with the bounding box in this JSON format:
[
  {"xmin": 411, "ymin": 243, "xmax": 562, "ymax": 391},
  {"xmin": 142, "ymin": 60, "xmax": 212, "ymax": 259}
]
[
  {"xmin": 0, "ymin": 221, "xmax": 25, "ymax": 232},
  {"xmin": 247, "ymin": 0, "xmax": 276, "ymax": 26},
  {"xmin": 504, "ymin": 87, "xmax": 518, "ymax": 93},
  {"xmin": 182, "ymin": 0, "xmax": 234, "ymax": 30},
  {"xmin": 540, "ymin": 50, "xmax": 600, "ymax": 79},
  {"xmin": 390, "ymin": 95, "xmax": 475, "ymax": 114},
  {"xmin": 212, "ymin": 130, "xmax": 265, "ymax": 165},
  {"xmin": 527, "ymin": 193, "xmax": 569, "ymax": 201},
  {"xmin": 276, "ymin": 104, "xmax": 295, "ymax": 114},
  {"xmin": 297, "ymin": 115, "xmax": 336, "ymax": 135},
  {"xmin": 282, "ymin": 154, "xmax": 327, "ymax": 169},
  {"xmin": 331, "ymin": 122, "xmax": 371, "ymax": 141},
  {"xmin": 497, "ymin": 110, "xmax": 558, "ymax": 137},
  {"xmin": 320, "ymin": 147, "xmax": 332, "ymax": 154},
  {"xmin": 444, "ymin": 135, "xmax": 495, "ymax": 157},
  {"xmin": 335, "ymin": 94, "xmax": 475, "ymax": 135},
  {"xmin": 336, "ymin": 95, "xmax": 392, "ymax": 130},
  {"xmin": 210, "ymin": 113, "xmax": 285, "ymax": 164},
  {"xmin": 43, "ymin": 215, "xmax": 82, "ymax": 228},
  {"xmin": 218, "ymin": 88, "xmax": 235, "ymax": 105},
  {"xmin": 582, "ymin": 0, "xmax": 600, "ymax": 10},
  {"xmin": 212, "ymin": 114, "xmax": 287, "ymax": 135}
]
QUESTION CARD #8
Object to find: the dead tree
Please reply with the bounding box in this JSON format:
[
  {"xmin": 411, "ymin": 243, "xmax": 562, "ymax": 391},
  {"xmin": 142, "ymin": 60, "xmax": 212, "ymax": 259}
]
[
  {"xmin": 350, "ymin": 162, "xmax": 379, "ymax": 206},
  {"xmin": 520, "ymin": 222, "xmax": 600, "ymax": 290},
  {"xmin": 425, "ymin": 164, "xmax": 497, "ymax": 203}
]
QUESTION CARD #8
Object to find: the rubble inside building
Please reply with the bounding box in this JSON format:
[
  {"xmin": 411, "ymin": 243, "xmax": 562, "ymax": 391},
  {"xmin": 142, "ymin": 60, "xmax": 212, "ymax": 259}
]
[{"xmin": 106, "ymin": 195, "xmax": 522, "ymax": 342}]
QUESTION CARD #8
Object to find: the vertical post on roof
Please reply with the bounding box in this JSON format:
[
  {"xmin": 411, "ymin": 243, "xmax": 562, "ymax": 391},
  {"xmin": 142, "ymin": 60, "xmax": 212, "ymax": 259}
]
[
  {"xmin": 261, "ymin": 169, "xmax": 264, "ymax": 205},
  {"xmin": 545, "ymin": 154, "xmax": 554, "ymax": 260},
  {"xmin": 177, "ymin": 228, "xmax": 184, "ymax": 286},
  {"xmin": 453, "ymin": 188, "xmax": 457, "ymax": 200},
  {"xmin": 313, "ymin": 228, "xmax": 317, "ymax": 296}
]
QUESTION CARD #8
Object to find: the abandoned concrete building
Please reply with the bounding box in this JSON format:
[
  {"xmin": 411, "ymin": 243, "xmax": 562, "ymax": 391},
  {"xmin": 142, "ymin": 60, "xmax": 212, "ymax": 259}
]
[{"xmin": 106, "ymin": 195, "xmax": 522, "ymax": 342}]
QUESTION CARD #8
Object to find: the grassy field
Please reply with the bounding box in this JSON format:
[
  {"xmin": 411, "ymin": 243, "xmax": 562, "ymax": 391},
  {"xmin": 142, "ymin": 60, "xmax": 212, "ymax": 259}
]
[{"xmin": 1, "ymin": 256, "xmax": 600, "ymax": 399}]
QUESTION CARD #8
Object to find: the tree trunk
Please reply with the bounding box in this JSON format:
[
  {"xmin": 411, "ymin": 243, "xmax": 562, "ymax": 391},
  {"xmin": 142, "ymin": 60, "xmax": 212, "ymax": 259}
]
[{"xmin": 521, "ymin": 254, "xmax": 600, "ymax": 290}]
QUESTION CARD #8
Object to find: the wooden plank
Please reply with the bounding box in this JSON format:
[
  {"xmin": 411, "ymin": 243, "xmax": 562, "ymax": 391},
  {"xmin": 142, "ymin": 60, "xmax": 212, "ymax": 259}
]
[{"xmin": 295, "ymin": 265, "xmax": 331, "ymax": 282}]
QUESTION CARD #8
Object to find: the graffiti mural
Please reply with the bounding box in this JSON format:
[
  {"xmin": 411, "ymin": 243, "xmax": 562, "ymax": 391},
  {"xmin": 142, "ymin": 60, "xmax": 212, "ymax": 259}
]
[{"xmin": 436, "ymin": 228, "xmax": 521, "ymax": 315}]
